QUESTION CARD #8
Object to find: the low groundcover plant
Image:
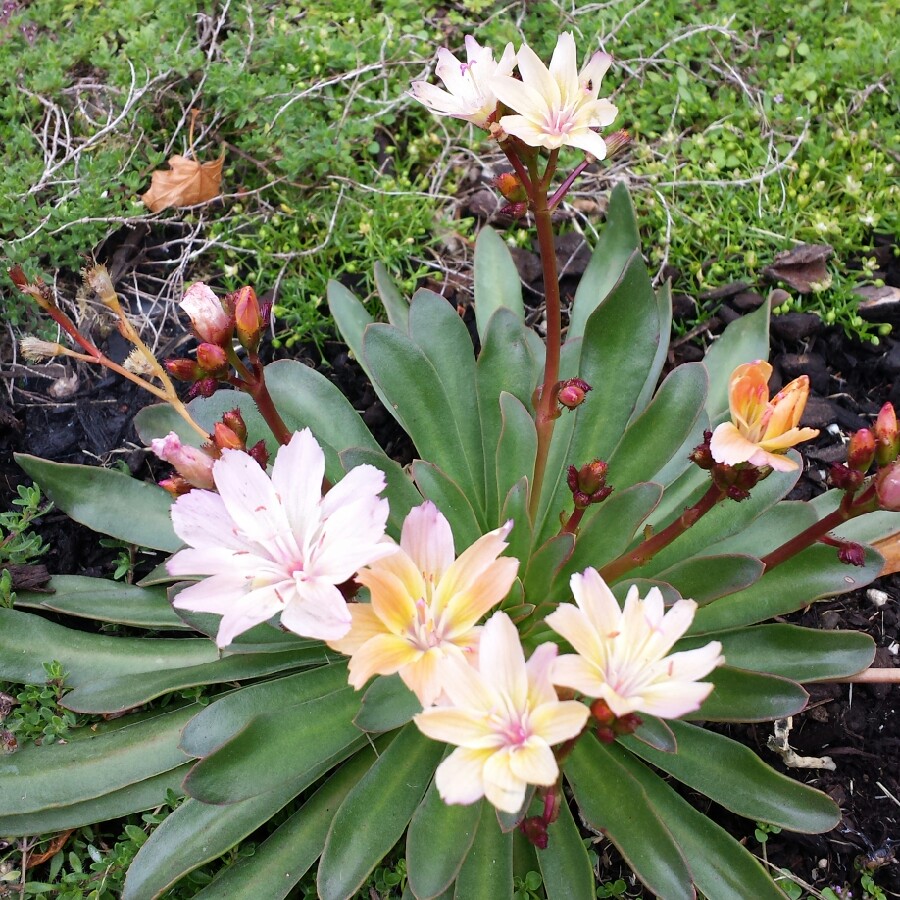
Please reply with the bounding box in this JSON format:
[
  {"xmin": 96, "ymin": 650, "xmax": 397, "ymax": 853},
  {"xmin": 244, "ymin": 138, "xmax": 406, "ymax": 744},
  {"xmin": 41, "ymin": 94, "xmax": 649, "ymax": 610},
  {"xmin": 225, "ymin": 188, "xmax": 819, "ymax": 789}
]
[{"xmin": 3, "ymin": 29, "xmax": 900, "ymax": 900}]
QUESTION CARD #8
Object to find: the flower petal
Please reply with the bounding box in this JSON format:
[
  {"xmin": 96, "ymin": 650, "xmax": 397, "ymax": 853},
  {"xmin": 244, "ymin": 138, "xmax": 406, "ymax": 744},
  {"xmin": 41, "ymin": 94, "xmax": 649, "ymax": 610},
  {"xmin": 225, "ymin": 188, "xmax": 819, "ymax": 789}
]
[
  {"xmin": 530, "ymin": 699, "xmax": 590, "ymax": 746},
  {"xmin": 345, "ymin": 633, "xmax": 420, "ymax": 689},
  {"xmin": 414, "ymin": 706, "xmax": 498, "ymax": 748},
  {"xmin": 508, "ymin": 738, "xmax": 559, "ymax": 786},
  {"xmin": 280, "ymin": 579, "xmax": 351, "ymax": 641},
  {"xmin": 400, "ymin": 502, "xmax": 455, "ymax": 582},
  {"xmin": 434, "ymin": 747, "xmax": 492, "ymax": 806},
  {"xmin": 271, "ymin": 429, "xmax": 324, "ymax": 546},
  {"xmin": 476, "ymin": 612, "xmax": 527, "ymax": 711},
  {"xmin": 326, "ymin": 603, "xmax": 385, "ymax": 656},
  {"xmin": 482, "ymin": 748, "xmax": 528, "ymax": 813}
]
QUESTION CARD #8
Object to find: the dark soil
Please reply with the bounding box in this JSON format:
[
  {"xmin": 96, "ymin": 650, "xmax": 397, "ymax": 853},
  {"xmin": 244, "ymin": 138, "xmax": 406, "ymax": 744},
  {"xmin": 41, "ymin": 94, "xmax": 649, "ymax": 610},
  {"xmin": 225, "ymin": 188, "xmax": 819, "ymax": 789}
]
[{"xmin": 1, "ymin": 221, "xmax": 899, "ymax": 896}]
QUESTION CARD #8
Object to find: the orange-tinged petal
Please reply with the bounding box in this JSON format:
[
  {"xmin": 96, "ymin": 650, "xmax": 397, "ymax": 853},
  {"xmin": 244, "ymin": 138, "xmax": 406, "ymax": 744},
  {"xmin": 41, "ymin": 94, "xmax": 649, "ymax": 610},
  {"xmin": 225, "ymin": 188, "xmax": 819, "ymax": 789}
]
[
  {"xmin": 759, "ymin": 426, "xmax": 820, "ymax": 453},
  {"xmin": 358, "ymin": 551, "xmax": 425, "ymax": 613},
  {"xmin": 400, "ymin": 647, "xmax": 449, "ymax": 708},
  {"xmin": 360, "ymin": 566, "xmax": 419, "ymax": 635},
  {"xmin": 346, "ymin": 633, "xmax": 420, "ymax": 689},
  {"xmin": 709, "ymin": 422, "xmax": 763, "ymax": 466},
  {"xmin": 433, "ymin": 522, "xmax": 513, "ymax": 614},
  {"xmin": 763, "ymin": 376, "xmax": 810, "ymax": 439},
  {"xmin": 326, "ymin": 604, "xmax": 384, "ymax": 656},
  {"xmin": 442, "ymin": 556, "xmax": 518, "ymax": 634},
  {"xmin": 530, "ymin": 699, "xmax": 590, "ymax": 745}
]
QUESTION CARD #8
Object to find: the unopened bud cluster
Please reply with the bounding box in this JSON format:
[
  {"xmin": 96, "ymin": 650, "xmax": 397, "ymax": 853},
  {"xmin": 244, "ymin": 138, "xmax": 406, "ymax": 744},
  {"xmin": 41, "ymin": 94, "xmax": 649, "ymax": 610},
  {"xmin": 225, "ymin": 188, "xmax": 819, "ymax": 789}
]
[
  {"xmin": 690, "ymin": 432, "xmax": 769, "ymax": 501},
  {"xmin": 567, "ymin": 459, "xmax": 612, "ymax": 509},
  {"xmin": 590, "ymin": 698, "xmax": 642, "ymax": 744}
]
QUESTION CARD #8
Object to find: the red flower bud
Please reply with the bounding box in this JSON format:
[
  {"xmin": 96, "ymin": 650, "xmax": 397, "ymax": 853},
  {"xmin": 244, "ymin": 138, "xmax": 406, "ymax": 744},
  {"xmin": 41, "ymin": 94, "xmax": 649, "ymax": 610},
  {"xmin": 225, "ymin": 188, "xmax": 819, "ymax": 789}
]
[
  {"xmin": 837, "ymin": 541, "xmax": 866, "ymax": 567},
  {"xmin": 520, "ymin": 816, "xmax": 549, "ymax": 850},
  {"xmin": 248, "ymin": 439, "xmax": 270, "ymax": 469},
  {"xmin": 567, "ymin": 460, "xmax": 612, "ymax": 509},
  {"xmin": 189, "ymin": 377, "xmax": 219, "ymax": 399},
  {"xmin": 847, "ymin": 428, "xmax": 876, "ymax": 472},
  {"xmin": 875, "ymin": 461, "xmax": 900, "ymax": 511},
  {"xmin": 612, "ymin": 713, "xmax": 643, "ymax": 736},
  {"xmin": 165, "ymin": 358, "xmax": 202, "ymax": 381},
  {"xmin": 873, "ymin": 403, "xmax": 899, "ymax": 466},
  {"xmin": 499, "ymin": 201, "xmax": 528, "ymax": 220},
  {"xmin": 196, "ymin": 342, "xmax": 229, "ymax": 377},
  {"xmin": 158, "ymin": 475, "xmax": 193, "ymax": 496},
  {"xmin": 557, "ymin": 378, "xmax": 592, "ymax": 410},
  {"xmin": 232, "ymin": 286, "xmax": 263, "ymax": 353},
  {"xmin": 590, "ymin": 698, "xmax": 616, "ymax": 726},
  {"xmin": 222, "ymin": 408, "xmax": 248, "ymax": 443},
  {"xmin": 828, "ymin": 463, "xmax": 864, "ymax": 492}
]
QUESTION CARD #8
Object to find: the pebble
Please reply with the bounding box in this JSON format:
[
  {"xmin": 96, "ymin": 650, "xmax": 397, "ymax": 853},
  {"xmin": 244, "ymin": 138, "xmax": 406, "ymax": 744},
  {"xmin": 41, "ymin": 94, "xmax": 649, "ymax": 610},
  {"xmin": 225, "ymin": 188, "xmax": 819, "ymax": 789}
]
[{"xmin": 867, "ymin": 589, "xmax": 890, "ymax": 608}]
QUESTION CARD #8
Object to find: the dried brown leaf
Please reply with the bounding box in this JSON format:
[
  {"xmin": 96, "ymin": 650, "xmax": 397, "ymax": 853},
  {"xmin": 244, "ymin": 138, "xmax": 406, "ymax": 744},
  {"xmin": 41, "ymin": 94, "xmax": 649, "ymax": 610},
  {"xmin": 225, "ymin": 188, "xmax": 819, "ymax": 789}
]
[
  {"xmin": 141, "ymin": 152, "xmax": 225, "ymax": 212},
  {"xmin": 762, "ymin": 243, "xmax": 833, "ymax": 293},
  {"xmin": 873, "ymin": 530, "xmax": 900, "ymax": 576}
]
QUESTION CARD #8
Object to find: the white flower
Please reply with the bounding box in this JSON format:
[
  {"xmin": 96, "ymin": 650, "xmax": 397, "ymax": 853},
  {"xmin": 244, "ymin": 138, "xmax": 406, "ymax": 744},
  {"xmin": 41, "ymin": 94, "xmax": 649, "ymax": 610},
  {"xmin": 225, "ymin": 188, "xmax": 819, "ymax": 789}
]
[
  {"xmin": 545, "ymin": 569, "xmax": 724, "ymax": 719},
  {"xmin": 414, "ymin": 612, "xmax": 589, "ymax": 814},
  {"xmin": 491, "ymin": 32, "xmax": 618, "ymax": 157},
  {"xmin": 167, "ymin": 429, "xmax": 394, "ymax": 648},
  {"xmin": 410, "ymin": 36, "xmax": 516, "ymax": 128}
]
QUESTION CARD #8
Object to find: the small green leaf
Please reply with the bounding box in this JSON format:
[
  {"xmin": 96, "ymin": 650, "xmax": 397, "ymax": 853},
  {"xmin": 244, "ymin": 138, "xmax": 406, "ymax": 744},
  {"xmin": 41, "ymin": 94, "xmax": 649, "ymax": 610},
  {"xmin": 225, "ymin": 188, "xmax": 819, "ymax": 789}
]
[
  {"xmin": 319, "ymin": 724, "xmax": 444, "ymax": 900},
  {"xmin": 474, "ymin": 226, "xmax": 525, "ymax": 341},
  {"xmin": 328, "ymin": 280, "xmax": 373, "ymax": 366},
  {"xmin": 620, "ymin": 720, "xmax": 840, "ymax": 832},
  {"xmin": 375, "ymin": 261, "xmax": 409, "ymax": 330},
  {"xmin": 632, "ymin": 716, "xmax": 677, "ymax": 753},
  {"xmin": 355, "ymin": 674, "xmax": 422, "ymax": 733},
  {"xmin": 14, "ymin": 454, "xmax": 179, "ymax": 552}
]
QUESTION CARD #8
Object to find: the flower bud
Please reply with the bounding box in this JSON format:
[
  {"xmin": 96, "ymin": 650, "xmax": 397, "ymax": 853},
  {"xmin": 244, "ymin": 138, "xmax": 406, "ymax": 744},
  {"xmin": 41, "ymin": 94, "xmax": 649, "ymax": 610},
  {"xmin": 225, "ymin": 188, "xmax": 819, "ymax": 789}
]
[
  {"xmin": 159, "ymin": 475, "xmax": 193, "ymax": 496},
  {"xmin": 196, "ymin": 342, "xmax": 229, "ymax": 377},
  {"xmin": 828, "ymin": 463, "xmax": 864, "ymax": 492},
  {"xmin": 847, "ymin": 428, "xmax": 876, "ymax": 472},
  {"xmin": 222, "ymin": 408, "xmax": 248, "ymax": 443},
  {"xmin": 604, "ymin": 129, "xmax": 631, "ymax": 159},
  {"xmin": 233, "ymin": 286, "xmax": 263, "ymax": 353},
  {"xmin": 557, "ymin": 378, "xmax": 592, "ymax": 411},
  {"xmin": 248, "ymin": 439, "xmax": 270, "ymax": 469},
  {"xmin": 875, "ymin": 461, "xmax": 900, "ymax": 511},
  {"xmin": 873, "ymin": 403, "xmax": 899, "ymax": 466},
  {"xmin": 83, "ymin": 263, "xmax": 117, "ymax": 307},
  {"xmin": 151, "ymin": 432, "xmax": 216, "ymax": 489},
  {"xmin": 567, "ymin": 459, "xmax": 612, "ymax": 509},
  {"xmin": 519, "ymin": 816, "xmax": 549, "ymax": 850},
  {"xmin": 181, "ymin": 282, "xmax": 233, "ymax": 345},
  {"xmin": 494, "ymin": 172, "xmax": 527, "ymax": 203},
  {"xmin": 189, "ymin": 377, "xmax": 219, "ymax": 399},
  {"xmin": 590, "ymin": 698, "xmax": 616, "ymax": 726},
  {"xmin": 837, "ymin": 541, "xmax": 866, "ymax": 567},
  {"xmin": 499, "ymin": 201, "xmax": 528, "ymax": 220},
  {"xmin": 213, "ymin": 422, "xmax": 244, "ymax": 451},
  {"xmin": 165, "ymin": 358, "xmax": 202, "ymax": 381}
]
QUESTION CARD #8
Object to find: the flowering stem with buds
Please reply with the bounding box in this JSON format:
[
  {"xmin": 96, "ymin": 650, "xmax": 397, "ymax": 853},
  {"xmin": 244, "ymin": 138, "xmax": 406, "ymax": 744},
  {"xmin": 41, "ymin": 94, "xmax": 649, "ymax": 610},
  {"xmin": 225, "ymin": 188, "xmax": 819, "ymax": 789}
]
[{"xmin": 598, "ymin": 483, "xmax": 726, "ymax": 583}]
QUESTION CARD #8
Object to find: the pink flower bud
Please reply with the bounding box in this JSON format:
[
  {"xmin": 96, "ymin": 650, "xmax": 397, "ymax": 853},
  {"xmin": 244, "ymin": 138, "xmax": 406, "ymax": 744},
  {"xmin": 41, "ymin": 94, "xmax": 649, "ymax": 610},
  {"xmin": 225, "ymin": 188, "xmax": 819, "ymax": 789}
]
[
  {"xmin": 213, "ymin": 422, "xmax": 244, "ymax": 451},
  {"xmin": 873, "ymin": 403, "xmax": 899, "ymax": 466},
  {"xmin": 165, "ymin": 358, "xmax": 202, "ymax": 381},
  {"xmin": 151, "ymin": 432, "xmax": 216, "ymax": 489},
  {"xmin": 875, "ymin": 461, "xmax": 900, "ymax": 511},
  {"xmin": 847, "ymin": 428, "xmax": 876, "ymax": 472},
  {"xmin": 221, "ymin": 409, "xmax": 248, "ymax": 443},
  {"xmin": 232, "ymin": 286, "xmax": 263, "ymax": 352},
  {"xmin": 189, "ymin": 377, "xmax": 219, "ymax": 399},
  {"xmin": 837, "ymin": 541, "xmax": 865, "ymax": 567},
  {"xmin": 181, "ymin": 283, "xmax": 233, "ymax": 345},
  {"xmin": 196, "ymin": 342, "xmax": 229, "ymax": 377},
  {"xmin": 557, "ymin": 378, "xmax": 592, "ymax": 411}
]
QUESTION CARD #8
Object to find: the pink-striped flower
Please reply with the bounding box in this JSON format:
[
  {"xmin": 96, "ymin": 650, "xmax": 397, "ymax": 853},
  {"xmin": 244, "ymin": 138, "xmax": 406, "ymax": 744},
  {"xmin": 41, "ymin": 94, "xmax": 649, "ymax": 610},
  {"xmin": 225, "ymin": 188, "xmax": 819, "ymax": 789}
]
[
  {"xmin": 410, "ymin": 36, "xmax": 516, "ymax": 128},
  {"xmin": 710, "ymin": 360, "xmax": 819, "ymax": 472},
  {"xmin": 327, "ymin": 502, "xmax": 518, "ymax": 706},
  {"xmin": 167, "ymin": 429, "xmax": 394, "ymax": 648},
  {"xmin": 414, "ymin": 612, "xmax": 590, "ymax": 813},
  {"xmin": 180, "ymin": 282, "xmax": 233, "ymax": 345},
  {"xmin": 546, "ymin": 569, "xmax": 724, "ymax": 719},
  {"xmin": 491, "ymin": 32, "xmax": 618, "ymax": 157}
]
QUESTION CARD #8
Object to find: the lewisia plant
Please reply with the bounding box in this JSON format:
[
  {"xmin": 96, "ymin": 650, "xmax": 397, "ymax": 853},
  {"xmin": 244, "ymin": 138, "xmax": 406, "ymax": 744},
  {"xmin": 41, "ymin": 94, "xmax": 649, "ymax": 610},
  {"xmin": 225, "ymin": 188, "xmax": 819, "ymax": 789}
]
[{"xmin": 5, "ymin": 29, "xmax": 900, "ymax": 900}]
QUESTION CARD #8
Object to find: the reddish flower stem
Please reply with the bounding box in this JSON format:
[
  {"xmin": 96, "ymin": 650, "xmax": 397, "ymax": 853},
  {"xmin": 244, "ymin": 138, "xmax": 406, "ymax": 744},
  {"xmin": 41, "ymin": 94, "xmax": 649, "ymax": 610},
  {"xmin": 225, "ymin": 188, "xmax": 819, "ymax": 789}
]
[
  {"xmin": 548, "ymin": 159, "xmax": 591, "ymax": 211},
  {"xmin": 598, "ymin": 482, "xmax": 725, "ymax": 583}
]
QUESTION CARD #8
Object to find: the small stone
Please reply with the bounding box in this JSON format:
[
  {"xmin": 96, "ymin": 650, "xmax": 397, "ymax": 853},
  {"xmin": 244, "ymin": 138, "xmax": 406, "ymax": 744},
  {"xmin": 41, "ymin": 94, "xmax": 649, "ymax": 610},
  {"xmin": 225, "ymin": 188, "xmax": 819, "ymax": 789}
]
[
  {"xmin": 855, "ymin": 285, "xmax": 900, "ymax": 322},
  {"xmin": 700, "ymin": 281, "xmax": 750, "ymax": 301},
  {"xmin": 771, "ymin": 312, "xmax": 824, "ymax": 342},
  {"xmin": 731, "ymin": 291, "xmax": 766, "ymax": 312},
  {"xmin": 672, "ymin": 293, "xmax": 696, "ymax": 319},
  {"xmin": 819, "ymin": 609, "xmax": 842, "ymax": 629},
  {"xmin": 867, "ymin": 589, "xmax": 890, "ymax": 608},
  {"xmin": 779, "ymin": 352, "xmax": 829, "ymax": 394}
]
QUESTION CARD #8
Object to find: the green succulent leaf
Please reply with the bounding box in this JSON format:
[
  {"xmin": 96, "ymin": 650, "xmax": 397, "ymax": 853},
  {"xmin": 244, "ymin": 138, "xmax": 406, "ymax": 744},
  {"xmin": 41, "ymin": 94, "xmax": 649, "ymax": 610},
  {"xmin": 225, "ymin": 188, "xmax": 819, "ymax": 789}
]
[
  {"xmin": 706, "ymin": 500, "xmax": 818, "ymax": 558},
  {"xmin": 524, "ymin": 534, "xmax": 574, "ymax": 608},
  {"xmin": 703, "ymin": 298, "xmax": 771, "ymax": 422},
  {"xmin": 0, "ymin": 766, "xmax": 191, "ymax": 837},
  {"xmin": 606, "ymin": 363, "xmax": 707, "ymax": 488},
  {"xmin": 810, "ymin": 490, "xmax": 900, "ymax": 543},
  {"xmin": 413, "ymin": 461, "xmax": 484, "ymax": 549},
  {"xmin": 180, "ymin": 663, "xmax": 350, "ymax": 758},
  {"xmin": 620, "ymin": 720, "xmax": 840, "ymax": 832},
  {"xmin": 653, "ymin": 554, "xmax": 764, "ymax": 605},
  {"xmin": 454, "ymin": 800, "xmax": 513, "ymax": 900},
  {"xmin": 476, "ymin": 309, "xmax": 541, "ymax": 524},
  {"xmin": 328, "ymin": 279, "xmax": 374, "ymax": 370},
  {"xmin": 13, "ymin": 575, "xmax": 187, "ymax": 630},
  {"xmin": 496, "ymin": 392, "xmax": 538, "ymax": 513},
  {"xmin": 685, "ymin": 666, "xmax": 809, "ymax": 722},
  {"xmin": 355, "ymin": 674, "xmax": 422, "ymax": 733},
  {"xmin": 566, "ymin": 734, "xmax": 694, "ymax": 900},
  {"xmin": 632, "ymin": 716, "xmax": 677, "ymax": 753},
  {"xmin": 375, "ymin": 260, "xmax": 410, "ymax": 330},
  {"xmin": 364, "ymin": 323, "xmax": 481, "ymax": 512},
  {"xmin": 474, "ymin": 225, "xmax": 525, "ymax": 341},
  {"xmin": 14, "ymin": 454, "xmax": 179, "ymax": 552},
  {"xmin": 184, "ymin": 685, "xmax": 364, "ymax": 804},
  {"xmin": 318, "ymin": 724, "xmax": 444, "ymax": 900},
  {"xmin": 0, "ymin": 704, "xmax": 197, "ymax": 816},
  {"xmin": 63, "ymin": 645, "xmax": 327, "ymax": 715},
  {"xmin": 690, "ymin": 544, "xmax": 882, "ymax": 633},
  {"xmin": 192, "ymin": 745, "xmax": 380, "ymax": 900},
  {"xmin": 407, "ymin": 768, "xmax": 482, "ymax": 900},
  {"xmin": 612, "ymin": 744, "xmax": 788, "ymax": 900},
  {"xmin": 537, "ymin": 796, "xmax": 595, "ymax": 900},
  {"xmin": 677, "ymin": 624, "xmax": 875, "ymax": 682},
  {"xmin": 567, "ymin": 182, "xmax": 641, "ymax": 341}
]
